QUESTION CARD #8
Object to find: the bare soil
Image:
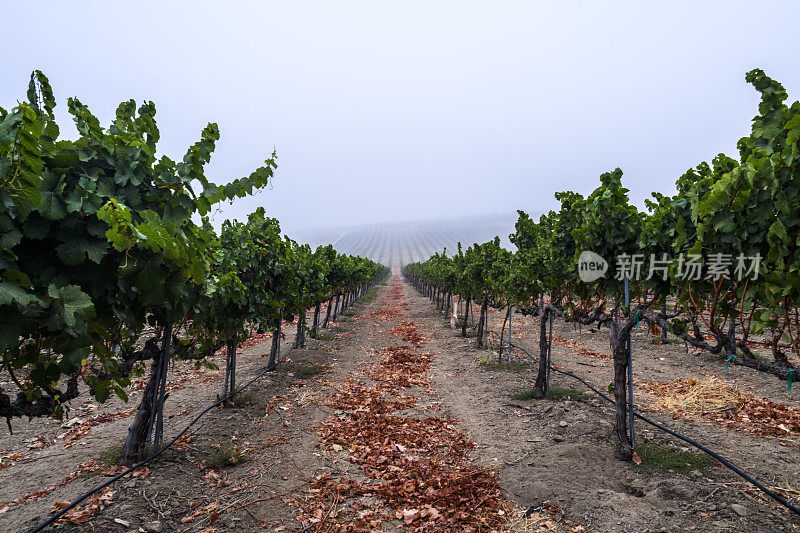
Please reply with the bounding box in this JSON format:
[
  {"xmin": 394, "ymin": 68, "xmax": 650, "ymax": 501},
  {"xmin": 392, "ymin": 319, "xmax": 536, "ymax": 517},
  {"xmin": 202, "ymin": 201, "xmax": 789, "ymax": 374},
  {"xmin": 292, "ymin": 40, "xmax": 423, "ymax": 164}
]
[{"xmin": 1, "ymin": 276, "xmax": 798, "ymax": 532}]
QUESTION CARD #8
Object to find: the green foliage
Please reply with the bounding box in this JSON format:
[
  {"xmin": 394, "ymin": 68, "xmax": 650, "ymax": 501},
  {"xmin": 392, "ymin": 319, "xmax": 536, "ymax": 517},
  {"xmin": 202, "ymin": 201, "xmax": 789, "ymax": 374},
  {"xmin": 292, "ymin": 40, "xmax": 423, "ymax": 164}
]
[
  {"xmin": 0, "ymin": 71, "xmax": 278, "ymax": 403},
  {"xmin": 510, "ymin": 191, "xmax": 585, "ymax": 307},
  {"xmin": 97, "ymin": 444, "xmax": 124, "ymax": 466},
  {"xmin": 405, "ymin": 68, "xmax": 800, "ymax": 369},
  {"xmin": 190, "ymin": 208, "xmax": 289, "ymax": 346},
  {"xmin": 545, "ymin": 386, "xmax": 585, "ymax": 401},
  {"xmin": 511, "ymin": 388, "xmax": 536, "ymax": 400},
  {"xmin": 571, "ymin": 168, "xmax": 643, "ymax": 299},
  {"xmin": 232, "ymin": 390, "xmax": 256, "ymax": 405},
  {"xmin": 206, "ymin": 445, "xmax": 248, "ymax": 468},
  {"xmin": 476, "ymin": 355, "xmax": 528, "ymax": 371},
  {"xmin": 0, "ymin": 71, "xmax": 387, "ymax": 415},
  {"xmin": 634, "ymin": 440, "xmax": 712, "ymax": 473}
]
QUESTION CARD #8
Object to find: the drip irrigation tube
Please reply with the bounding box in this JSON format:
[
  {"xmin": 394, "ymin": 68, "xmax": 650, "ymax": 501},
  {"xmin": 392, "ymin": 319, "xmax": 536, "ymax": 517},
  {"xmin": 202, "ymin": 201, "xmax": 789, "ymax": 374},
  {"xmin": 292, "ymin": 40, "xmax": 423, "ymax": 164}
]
[
  {"xmin": 28, "ymin": 337, "xmax": 299, "ymax": 533},
  {"xmin": 502, "ymin": 338, "xmax": 800, "ymax": 517}
]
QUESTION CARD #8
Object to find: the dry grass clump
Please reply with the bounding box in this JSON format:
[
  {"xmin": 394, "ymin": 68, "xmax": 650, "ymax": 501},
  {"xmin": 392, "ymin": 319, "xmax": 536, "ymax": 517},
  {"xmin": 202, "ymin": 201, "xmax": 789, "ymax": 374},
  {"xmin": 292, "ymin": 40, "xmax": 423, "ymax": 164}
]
[
  {"xmin": 640, "ymin": 377, "xmax": 800, "ymax": 438},
  {"xmin": 654, "ymin": 378, "xmax": 742, "ymax": 413}
]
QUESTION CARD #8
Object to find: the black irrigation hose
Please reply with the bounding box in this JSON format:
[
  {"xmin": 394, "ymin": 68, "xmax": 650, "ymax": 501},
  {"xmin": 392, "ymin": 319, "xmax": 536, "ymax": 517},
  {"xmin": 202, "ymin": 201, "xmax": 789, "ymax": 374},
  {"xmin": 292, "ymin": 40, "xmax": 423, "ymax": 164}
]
[
  {"xmin": 503, "ymin": 339, "xmax": 800, "ymax": 517},
  {"xmin": 28, "ymin": 336, "xmax": 301, "ymax": 533}
]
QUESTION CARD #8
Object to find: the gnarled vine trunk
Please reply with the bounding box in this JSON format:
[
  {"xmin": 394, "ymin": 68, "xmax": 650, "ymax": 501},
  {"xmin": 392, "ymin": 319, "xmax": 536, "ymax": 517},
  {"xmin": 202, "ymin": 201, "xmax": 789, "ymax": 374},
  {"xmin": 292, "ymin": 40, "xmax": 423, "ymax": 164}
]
[
  {"xmin": 322, "ymin": 297, "xmax": 334, "ymax": 328},
  {"xmin": 499, "ymin": 305, "xmax": 510, "ymax": 360},
  {"xmin": 312, "ymin": 302, "xmax": 321, "ymax": 334},
  {"xmin": 119, "ymin": 324, "xmax": 172, "ymax": 466},
  {"xmin": 268, "ymin": 319, "xmax": 281, "ymax": 369},
  {"xmin": 476, "ymin": 299, "xmax": 489, "ymax": 348},
  {"xmin": 296, "ymin": 315, "xmax": 305, "ymax": 348},
  {"xmin": 609, "ymin": 327, "xmax": 634, "ymax": 461},
  {"xmin": 533, "ymin": 306, "xmax": 552, "ymax": 399},
  {"xmin": 461, "ymin": 295, "xmax": 471, "ymax": 337},
  {"xmin": 222, "ymin": 333, "xmax": 237, "ymax": 404},
  {"xmin": 332, "ymin": 293, "xmax": 341, "ymax": 321}
]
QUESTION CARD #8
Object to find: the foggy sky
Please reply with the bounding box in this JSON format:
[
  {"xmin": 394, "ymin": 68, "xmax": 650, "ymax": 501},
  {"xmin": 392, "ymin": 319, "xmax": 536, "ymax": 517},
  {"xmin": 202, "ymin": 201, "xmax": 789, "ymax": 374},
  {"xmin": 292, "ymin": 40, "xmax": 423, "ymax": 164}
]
[{"xmin": 4, "ymin": 1, "xmax": 800, "ymax": 236}]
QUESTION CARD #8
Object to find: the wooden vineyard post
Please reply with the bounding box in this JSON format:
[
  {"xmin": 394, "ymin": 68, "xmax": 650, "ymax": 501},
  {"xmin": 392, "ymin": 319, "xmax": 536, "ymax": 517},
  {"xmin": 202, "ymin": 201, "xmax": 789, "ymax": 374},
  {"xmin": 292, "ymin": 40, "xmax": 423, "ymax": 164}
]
[
  {"xmin": 312, "ymin": 302, "xmax": 321, "ymax": 335},
  {"xmin": 499, "ymin": 305, "xmax": 510, "ymax": 362},
  {"xmin": 461, "ymin": 295, "xmax": 471, "ymax": 337},
  {"xmin": 332, "ymin": 293, "xmax": 341, "ymax": 321},
  {"xmin": 229, "ymin": 332, "xmax": 238, "ymax": 400},
  {"xmin": 533, "ymin": 305, "xmax": 552, "ymax": 399},
  {"xmin": 296, "ymin": 315, "xmax": 305, "ymax": 348},
  {"xmin": 268, "ymin": 318, "xmax": 281, "ymax": 369},
  {"xmin": 476, "ymin": 299, "xmax": 484, "ymax": 347},
  {"xmin": 546, "ymin": 310, "xmax": 553, "ymax": 392},
  {"xmin": 222, "ymin": 338, "xmax": 230, "ymax": 402},
  {"xmin": 485, "ymin": 303, "xmax": 490, "ymax": 348},
  {"xmin": 222, "ymin": 332, "xmax": 237, "ymax": 405},
  {"xmin": 323, "ymin": 296, "xmax": 334, "ymax": 328},
  {"xmin": 624, "ymin": 277, "xmax": 635, "ymax": 451},
  {"xmin": 507, "ymin": 305, "xmax": 512, "ymax": 363}
]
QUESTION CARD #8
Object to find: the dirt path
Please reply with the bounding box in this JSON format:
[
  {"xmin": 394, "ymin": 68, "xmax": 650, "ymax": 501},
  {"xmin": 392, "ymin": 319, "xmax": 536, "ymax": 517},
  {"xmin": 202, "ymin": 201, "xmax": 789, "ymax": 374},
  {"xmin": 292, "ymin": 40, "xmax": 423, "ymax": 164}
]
[{"xmin": 3, "ymin": 275, "xmax": 798, "ymax": 532}]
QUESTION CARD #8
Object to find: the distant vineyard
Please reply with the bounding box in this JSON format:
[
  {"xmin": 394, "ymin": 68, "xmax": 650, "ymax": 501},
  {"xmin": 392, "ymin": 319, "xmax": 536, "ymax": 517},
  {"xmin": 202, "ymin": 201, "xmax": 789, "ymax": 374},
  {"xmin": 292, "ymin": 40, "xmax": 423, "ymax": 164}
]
[{"xmin": 299, "ymin": 216, "xmax": 519, "ymax": 269}]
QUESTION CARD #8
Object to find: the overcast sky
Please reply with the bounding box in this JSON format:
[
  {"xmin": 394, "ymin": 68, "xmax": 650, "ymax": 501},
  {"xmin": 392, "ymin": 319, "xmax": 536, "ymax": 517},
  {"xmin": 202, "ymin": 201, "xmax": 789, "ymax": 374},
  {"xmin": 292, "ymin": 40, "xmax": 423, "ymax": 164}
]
[{"xmin": 4, "ymin": 1, "xmax": 800, "ymax": 235}]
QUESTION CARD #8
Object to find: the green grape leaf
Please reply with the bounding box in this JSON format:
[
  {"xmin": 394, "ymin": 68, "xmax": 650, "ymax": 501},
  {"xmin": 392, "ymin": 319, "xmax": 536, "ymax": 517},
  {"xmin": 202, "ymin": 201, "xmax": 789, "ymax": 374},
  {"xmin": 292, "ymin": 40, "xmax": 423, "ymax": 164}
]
[
  {"xmin": 47, "ymin": 284, "xmax": 95, "ymax": 327},
  {"xmin": 56, "ymin": 238, "xmax": 109, "ymax": 265},
  {"xmin": 0, "ymin": 280, "xmax": 39, "ymax": 306}
]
